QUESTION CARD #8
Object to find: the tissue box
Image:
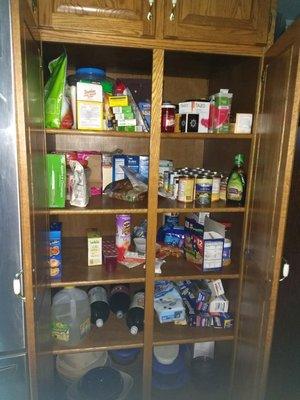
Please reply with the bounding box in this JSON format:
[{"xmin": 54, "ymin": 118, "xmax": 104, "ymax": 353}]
[
  {"xmin": 154, "ymin": 281, "xmax": 185, "ymax": 323},
  {"xmin": 184, "ymin": 216, "xmax": 225, "ymax": 271}
]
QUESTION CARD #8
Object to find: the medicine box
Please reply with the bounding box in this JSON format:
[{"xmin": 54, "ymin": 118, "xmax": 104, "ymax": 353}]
[
  {"xmin": 209, "ymin": 295, "xmax": 229, "ymax": 313},
  {"xmin": 49, "ymin": 222, "xmax": 62, "ymax": 280},
  {"xmin": 126, "ymin": 155, "xmax": 140, "ymax": 174},
  {"xmin": 113, "ymin": 155, "xmax": 127, "ymax": 182},
  {"xmin": 46, "ymin": 154, "xmax": 66, "ymax": 208},
  {"xmin": 87, "ymin": 229, "xmax": 102, "ymax": 266},
  {"xmin": 139, "ymin": 155, "xmax": 149, "ymax": 179},
  {"xmin": 184, "ymin": 216, "xmax": 225, "ymax": 271},
  {"xmin": 109, "ymin": 96, "xmax": 129, "ymax": 107}
]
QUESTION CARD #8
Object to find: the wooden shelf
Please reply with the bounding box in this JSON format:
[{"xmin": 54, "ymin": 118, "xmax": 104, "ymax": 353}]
[
  {"xmin": 161, "ymin": 133, "xmax": 252, "ymax": 139},
  {"xmin": 157, "ymin": 257, "xmax": 239, "ymax": 281},
  {"xmin": 52, "ymin": 315, "xmax": 144, "ymax": 355},
  {"xmin": 49, "ymin": 196, "xmax": 148, "ymax": 215},
  {"xmin": 157, "ymin": 198, "xmax": 245, "ymax": 213},
  {"xmin": 50, "ymin": 237, "xmax": 145, "ymax": 288},
  {"xmin": 46, "ymin": 128, "xmax": 150, "ymax": 139},
  {"xmin": 153, "ymin": 319, "xmax": 234, "ymax": 346}
]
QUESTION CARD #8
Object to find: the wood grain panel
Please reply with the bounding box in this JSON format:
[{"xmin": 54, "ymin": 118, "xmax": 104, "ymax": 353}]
[
  {"xmin": 39, "ymin": 28, "xmax": 266, "ymax": 57},
  {"xmin": 163, "ymin": 0, "xmax": 273, "ymax": 46},
  {"xmin": 142, "ymin": 49, "xmax": 164, "ymax": 400},
  {"xmin": 232, "ymin": 20, "xmax": 300, "ymax": 400},
  {"xmin": 39, "ymin": 0, "xmax": 155, "ymax": 38}
]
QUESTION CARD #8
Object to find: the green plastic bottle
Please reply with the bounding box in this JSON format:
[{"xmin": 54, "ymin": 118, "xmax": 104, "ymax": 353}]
[{"xmin": 226, "ymin": 154, "xmax": 246, "ymax": 206}]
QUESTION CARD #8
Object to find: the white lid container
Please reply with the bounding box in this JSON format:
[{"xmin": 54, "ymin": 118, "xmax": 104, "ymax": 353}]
[
  {"xmin": 154, "ymin": 344, "xmax": 179, "ymax": 365},
  {"xmin": 56, "ymin": 351, "xmax": 108, "ymax": 383}
]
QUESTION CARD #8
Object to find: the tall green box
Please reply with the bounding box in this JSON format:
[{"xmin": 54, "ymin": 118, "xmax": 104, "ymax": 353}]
[{"xmin": 46, "ymin": 154, "xmax": 66, "ymax": 208}]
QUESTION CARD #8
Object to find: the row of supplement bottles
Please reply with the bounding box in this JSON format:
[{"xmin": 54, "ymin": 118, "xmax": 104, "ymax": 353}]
[{"xmin": 51, "ymin": 285, "xmax": 145, "ymax": 347}]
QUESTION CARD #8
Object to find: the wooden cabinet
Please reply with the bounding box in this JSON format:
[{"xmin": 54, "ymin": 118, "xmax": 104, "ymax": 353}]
[
  {"xmin": 11, "ymin": 0, "xmax": 300, "ymax": 398},
  {"xmin": 163, "ymin": 0, "xmax": 274, "ymax": 45},
  {"xmin": 38, "ymin": 0, "xmax": 156, "ymax": 38}
]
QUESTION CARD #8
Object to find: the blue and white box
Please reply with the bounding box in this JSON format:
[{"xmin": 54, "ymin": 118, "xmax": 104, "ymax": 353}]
[
  {"xmin": 113, "ymin": 155, "xmax": 126, "ymax": 181},
  {"xmin": 126, "ymin": 155, "xmax": 140, "ymax": 174},
  {"xmin": 139, "ymin": 155, "xmax": 149, "ymax": 179}
]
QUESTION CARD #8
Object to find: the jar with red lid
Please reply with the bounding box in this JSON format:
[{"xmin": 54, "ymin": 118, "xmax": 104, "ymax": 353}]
[{"xmin": 161, "ymin": 104, "xmax": 175, "ymax": 133}]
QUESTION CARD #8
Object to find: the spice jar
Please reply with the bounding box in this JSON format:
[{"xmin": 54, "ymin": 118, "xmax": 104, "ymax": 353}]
[{"xmin": 161, "ymin": 103, "xmax": 175, "ymax": 133}]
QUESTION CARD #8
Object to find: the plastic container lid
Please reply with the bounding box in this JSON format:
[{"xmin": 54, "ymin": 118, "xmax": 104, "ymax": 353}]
[
  {"xmin": 67, "ymin": 369, "xmax": 133, "ymax": 400},
  {"xmin": 76, "ymin": 67, "xmax": 106, "ymax": 79},
  {"xmin": 96, "ymin": 318, "xmax": 104, "ymax": 328},
  {"xmin": 130, "ymin": 326, "xmax": 138, "ymax": 335},
  {"xmin": 56, "ymin": 351, "xmax": 108, "ymax": 382},
  {"xmin": 153, "ymin": 344, "xmax": 179, "ymax": 365},
  {"xmin": 78, "ymin": 367, "xmax": 124, "ymax": 400},
  {"xmin": 152, "ymin": 367, "xmax": 189, "ymax": 390},
  {"xmin": 101, "ymin": 80, "xmax": 114, "ymax": 94},
  {"xmin": 161, "ymin": 104, "xmax": 176, "ymax": 109}
]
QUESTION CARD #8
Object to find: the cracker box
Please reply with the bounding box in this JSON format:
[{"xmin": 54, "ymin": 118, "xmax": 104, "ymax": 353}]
[
  {"xmin": 87, "ymin": 229, "xmax": 102, "ymax": 266},
  {"xmin": 49, "ymin": 222, "xmax": 62, "ymax": 280},
  {"xmin": 184, "ymin": 216, "xmax": 225, "ymax": 271},
  {"xmin": 154, "ymin": 281, "xmax": 185, "ymax": 323},
  {"xmin": 209, "ymin": 294, "xmax": 229, "ymax": 313}
]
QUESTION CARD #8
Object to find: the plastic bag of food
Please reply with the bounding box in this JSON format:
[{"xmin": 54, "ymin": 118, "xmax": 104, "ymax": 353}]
[
  {"xmin": 69, "ymin": 160, "xmax": 89, "ymax": 207},
  {"xmin": 44, "ymin": 53, "xmax": 73, "ymax": 128},
  {"xmin": 103, "ymin": 179, "xmax": 146, "ymax": 202}
]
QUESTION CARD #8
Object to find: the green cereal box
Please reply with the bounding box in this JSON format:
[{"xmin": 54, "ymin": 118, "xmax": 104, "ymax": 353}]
[{"xmin": 46, "ymin": 154, "xmax": 66, "ymax": 208}]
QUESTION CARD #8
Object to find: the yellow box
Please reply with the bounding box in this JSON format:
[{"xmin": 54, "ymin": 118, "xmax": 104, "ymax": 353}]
[
  {"xmin": 87, "ymin": 229, "xmax": 102, "ymax": 266},
  {"xmin": 108, "ymin": 95, "xmax": 129, "ymax": 107}
]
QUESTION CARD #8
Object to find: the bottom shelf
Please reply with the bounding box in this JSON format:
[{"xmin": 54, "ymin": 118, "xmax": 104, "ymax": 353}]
[{"xmin": 52, "ymin": 313, "xmax": 234, "ymax": 355}]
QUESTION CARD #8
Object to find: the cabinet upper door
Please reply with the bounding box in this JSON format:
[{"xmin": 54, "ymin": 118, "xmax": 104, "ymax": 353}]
[
  {"xmin": 163, "ymin": 0, "xmax": 273, "ymax": 46},
  {"xmin": 232, "ymin": 20, "xmax": 300, "ymax": 400},
  {"xmin": 39, "ymin": 0, "xmax": 156, "ymax": 38}
]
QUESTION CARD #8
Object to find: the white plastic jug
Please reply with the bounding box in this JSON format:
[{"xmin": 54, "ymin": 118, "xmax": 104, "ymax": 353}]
[{"xmin": 52, "ymin": 287, "xmax": 91, "ymax": 347}]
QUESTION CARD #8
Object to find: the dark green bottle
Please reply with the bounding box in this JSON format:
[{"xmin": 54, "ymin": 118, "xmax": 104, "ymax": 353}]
[{"xmin": 226, "ymin": 154, "xmax": 246, "ymax": 206}]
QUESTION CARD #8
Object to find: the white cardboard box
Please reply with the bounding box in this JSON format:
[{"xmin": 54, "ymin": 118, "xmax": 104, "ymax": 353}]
[{"xmin": 234, "ymin": 113, "xmax": 253, "ymax": 133}]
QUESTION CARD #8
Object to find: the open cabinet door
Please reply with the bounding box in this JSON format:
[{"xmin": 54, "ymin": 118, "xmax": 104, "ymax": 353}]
[
  {"xmin": 11, "ymin": 1, "xmax": 52, "ymax": 399},
  {"xmin": 232, "ymin": 20, "xmax": 300, "ymax": 400}
]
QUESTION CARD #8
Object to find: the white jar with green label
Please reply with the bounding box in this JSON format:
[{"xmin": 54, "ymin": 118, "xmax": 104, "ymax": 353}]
[{"xmin": 51, "ymin": 287, "xmax": 91, "ymax": 347}]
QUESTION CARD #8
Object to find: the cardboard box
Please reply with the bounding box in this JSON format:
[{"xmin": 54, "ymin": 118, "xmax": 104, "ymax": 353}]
[
  {"xmin": 234, "ymin": 113, "xmax": 253, "ymax": 133},
  {"xmin": 46, "ymin": 154, "xmax": 66, "ymax": 208},
  {"xmin": 87, "ymin": 229, "xmax": 102, "ymax": 266},
  {"xmin": 113, "ymin": 155, "xmax": 126, "ymax": 181},
  {"xmin": 179, "ymin": 101, "xmax": 210, "ymax": 133},
  {"xmin": 77, "ymin": 82, "xmax": 103, "ymax": 130},
  {"xmin": 154, "ymin": 281, "xmax": 185, "ymax": 323},
  {"xmin": 139, "ymin": 155, "xmax": 149, "ymax": 179},
  {"xmin": 49, "ymin": 222, "xmax": 62, "ymax": 280},
  {"xmin": 205, "ymin": 279, "xmax": 225, "ymax": 297},
  {"xmin": 109, "ymin": 96, "xmax": 129, "ymax": 107},
  {"xmin": 114, "ymin": 113, "xmax": 135, "ymax": 121},
  {"xmin": 126, "ymin": 155, "xmax": 139, "ymax": 174},
  {"xmin": 112, "ymin": 105, "xmax": 133, "ymax": 114},
  {"xmin": 116, "ymin": 119, "xmax": 137, "ymax": 127},
  {"xmin": 209, "ymin": 295, "xmax": 229, "ymax": 313},
  {"xmin": 101, "ymin": 153, "xmax": 113, "ymax": 191},
  {"xmin": 184, "ymin": 217, "xmax": 225, "ymax": 271}
]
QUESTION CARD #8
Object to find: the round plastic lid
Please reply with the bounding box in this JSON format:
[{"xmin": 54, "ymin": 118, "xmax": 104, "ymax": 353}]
[
  {"xmin": 101, "ymin": 80, "xmax": 114, "ymax": 94},
  {"xmin": 116, "ymin": 311, "xmax": 124, "ymax": 319},
  {"xmin": 130, "ymin": 326, "xmax": 138, "ymax": 335},
  {"xmin": 154, "ymin": 344, "xmax": 179, "ymax": 365},
  {"xmin": 161, "ymin": 104, "xmax": 175, "ymax": 109},
  {"xmin": 96, "ymin": 319, "xmax": 104, "ymax": 328},
  {"xmin": 76, "ymin": 67, "xmax": 106, "ymax": 79}
]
